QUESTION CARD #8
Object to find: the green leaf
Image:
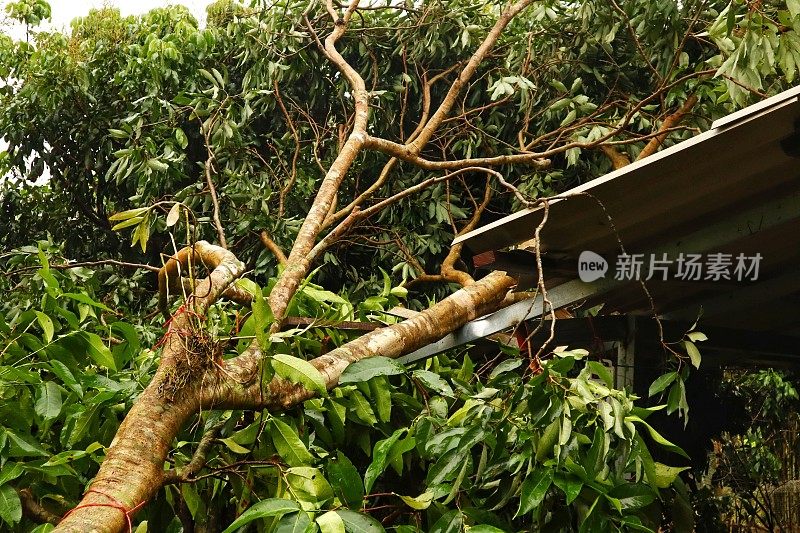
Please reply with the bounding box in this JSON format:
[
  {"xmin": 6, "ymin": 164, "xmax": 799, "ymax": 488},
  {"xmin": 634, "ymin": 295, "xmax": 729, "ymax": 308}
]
[
  {"xmin": 111, "ymin": 216, "xmax": 145, "ymax": 231},
  {"xmin": 317, "ymin": 511, "xmax": 346, "ymax": 533},
  {"xmin": 81, "ymin": 332, "xmax": 117, "ymax": 370},
  {"xmin": 252, "ymin": 284, "xmax": 273, "ymax": 353},
  {"xmin": 48, "ymin": 360, "xmax": 82, "ymax": 397},
  {"xmin": 35, "ymin": 311, "xmax": 54, "ymax": 343},
  {"xmin": 272, "ymin": 354, "xmax": 327, "ymax": 396},
  {"xmin": 43, "ymin": 449, "xmax": 89, "ymax": 466},
  {"xmin": 609, "ymin": 483, "xmax": 656, "ymax": 510},
  {"xmin": 468, "ymin": 527, "xmax": 506, "ymax": 533},
  {"xmin": 654, "ymin": 463, "xmax": 690, "ymax": 489},
  {"xmin": 35, "ymin": 381, "xmax": 62, "ymax": 421},
  {"xmin": 62, "ymin": 292, "xmax": 113, "ymax": 312},
  {"xmin": 517, "ymin": 468, "xmax": 553, "ymax": 516},
  {"xmin": 270, "ymin": 418, "xmax": 314, "ymax": 467},
  {"xmin": 146, "ymin": 158, "xmax": 169, "ymax": 172},
  {"xmin": 285, "ymin": 467, "xmax": 334, "ymax": 505},
  {"xmin": 0, "ymin": 463, "xmax": 23, "ymax": 486},
  {"xmin": 219, "ymin": 437, "xmax": 250, "ymax": 454},
  {"xmin": 412, "ymin": 369, "xmax": 453, "ymax": 397},
  {"xmin": 0, "ymin": 485, "xmax": 22, "ymax": 527},
  {"xmin": 648, "ymin": 371, "xmax": 678, "ymax": 397},
  {"xmin": 626, "ymin": 416, "xmax": 689, "ymax": 458},
  {"xmin": 328, "ymin": 451, "xmax": 364, "ymax": 508},
  {"xmin": 684, "ymin": 340, "xmax": 701, "ymax": 369},
  {"xmin": 336, "ymin": 510, "xmax": 386, "ymax": 533},
  {"xmin": 274, "ymin": 511, "xmax": 313, "ymax": 533},
  {"xmin": 726, "ymin": 3, "xmax": 737, "ymax": 36},
  {"xmin": 221, "ymin": 499, "xmax": 300, "ymax": 533},
  {"xmin": 430, "ymin": 510, "xmax": 463, "ymax": 533},
  {"xmin": 536, "ymin": 419, "xmax": 560, "ymax": 461},
  {"xmin": 553, "ymin": 473, "xmax": 582, "ymax": 505},
  {"xmin": 340, "ymin": 356, "xmax": 405, "ymax": 384},
  {"xmin": 586, "ymin": 361, "xmax": 613, "ymax": 388},
  {"xmin": 108, "ymin": 207, "xmax": 149, "ymax": 221},
  {"xmin": 5, "ymin": 430, "xmax": 49, "ymax": 457},
  {"xmin": 398, "ymin": 491, "xmax": 434, "ymax": 510},
  {"xmin": 686, "ymin": 331, "xmax": 707, "ymax": 342},
  {"xmin": 364, "ymin": 429, "xmax": 406, "ymax": 493},
  {"xmin": 175, "ymin": 127, "xmax": 189, "ymax": 149}
]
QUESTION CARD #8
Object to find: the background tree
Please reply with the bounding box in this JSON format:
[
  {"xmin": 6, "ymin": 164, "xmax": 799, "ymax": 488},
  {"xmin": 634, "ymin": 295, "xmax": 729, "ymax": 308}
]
[{"xmin": 0, "ymin": 0, "xmax": 798, "ymax": 531}]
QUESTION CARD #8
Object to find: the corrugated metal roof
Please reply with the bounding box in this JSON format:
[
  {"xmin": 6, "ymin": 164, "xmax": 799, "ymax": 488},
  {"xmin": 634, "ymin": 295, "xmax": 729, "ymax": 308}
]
[{"xmin": 447, "ymin": 84, "xmax": 800, "ymax": 338}]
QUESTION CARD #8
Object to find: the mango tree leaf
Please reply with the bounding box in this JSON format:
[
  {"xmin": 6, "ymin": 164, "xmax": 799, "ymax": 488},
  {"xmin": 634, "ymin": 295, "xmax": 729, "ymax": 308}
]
[
  {"xmin": 609, "ymin": 483, "xmax": 656, "ymax": 510},
  {"xmin": 364, "ymin": 428, "xmax": 406, "ymax": 493},
  {"xmin": 317, "ymin": 511, "xmax": 346, "ymax": 533},
  {"xmin": 47, "ymin": 360, "xmax": 82, "ymax": 397},
  {"xmin": 35, "ymin": 311, "xmax": 54, "ymax": 343},
  {"xmin": 219, "ymin": 437, "xmax": 250, "ymax": 454},
  {"xmin": 35, "ymin": 381, "xmax": 62, "ymax": 421},
  {"xmin": 108, "ymin": 207, "xmax": 149, "ymax": 221},
  {"xmin": 517, "ymin": 468, "xmax": 553, "ymax": 516},
  {"xmin": 272, "ymin": 354, "xmax": 326, "ymax": 396},
  {"xmin": 339, "ymin": 356, "xmax": 405, "ymax": 384},
  {"xmin": 270, "ymin": 418, "xmax": 314, "ymax": 467},
  {"xmin": 81, "ymin": 332, "xmax": 117, "ymax": 371},
  {"xmin": 586, "ymin": 361, "xmax": 613, "ymax": 388},
  {"xmin": 5, "ymin": 430, "xmax": 49, "ymax": 457},
  {"xmin": 166, "ymin": 203, "xmax": 181, "ymax": 226},
  {"xmin": 111, "ymin": 216, "xmax": 144, "ymax": 231},
  {"xmin": 626, "ymin": 415, "xmax": 689, "ymax": 458},
  {"xmin": 399, "ymin": 491, "xmax": 434, "ymax": 510},
  {"xmin": 648, "ymin": 371, "xmax": 678, "ymax": 397},
  {"xmin": 336, "ymin": 510, "xmax": 386, "ymax": 533},
  {"xmin": 285, "ymin": 467, "xmax": 334, "ymax": 505},
  {"xmin": 274, "ymin": 511, "xmax": 313, "ymax": 533},
  {"xmin": 554, "ymin": 473, "xmax": 583, "ymax": 505},
  {"xmin": 0, "ymin": 485, "xmax": 22, "ymax": 527},
  {"xmin": 684, "ymin": 341, "xmax": 701, "ymax": 369},
  {"xmin": 221, "ymin": 499, "xmax": 300, "ymax": 533},
  {"xmin": 430, "ymin": 510, "xmax": 463, "ymax": 533},
  {"xmin": 654, "ymin": 463, "xmax": 690, "ymax": 489},
  {"xmin": 327, "ymin": 452, "xmax": 364, "ymax": 508},
  {"xmin": 412, "ymin": 370, "xmax": 453, "ymax": 397}
]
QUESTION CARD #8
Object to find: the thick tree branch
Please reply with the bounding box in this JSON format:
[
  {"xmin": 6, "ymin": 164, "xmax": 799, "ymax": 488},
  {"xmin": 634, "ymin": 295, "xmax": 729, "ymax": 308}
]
[
  {"xmin": 19, "ymin": 488, "xmax": 61, "ymax": 525},
  {"xmin": 208, "ymin": 270, "xmax": 517, "ymax": 410},
  {"xmin": 158, "ymin": 241, "xmax": 245, "ymax": 319},
  {"xmin": 55, "ymin": 269, "xmax": 516, "ymax": 533},
  {"xmin": 599, "ymin": 144, "xmax": 631, "ymax": 170},
  {"xmin": 636, "ymin": 94, "xmax": 698, "ymax": 160},
  {"xmin": 259, "ymin": 230, "xmax": 288, "ymax": 266},
  {"xmin": 268, "ymin": 0, "xmax": 369, "ymax": 322},
  {"xmin": 55, "ymin": 245, "xmax": 246, "ymax": 533},
  {"xmin": 364, "ymin": 135, "xmax": 551, "ymax": 170},
  {"xmin": 407, "ymin": 0, "xmax": 536, "ymax": 153}
]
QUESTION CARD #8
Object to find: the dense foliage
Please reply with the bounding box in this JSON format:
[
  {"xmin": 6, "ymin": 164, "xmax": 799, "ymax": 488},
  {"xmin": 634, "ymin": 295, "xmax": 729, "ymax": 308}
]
[{"xmin": 1, "ymin": 0, "xmax": 799, "ymax": 531}]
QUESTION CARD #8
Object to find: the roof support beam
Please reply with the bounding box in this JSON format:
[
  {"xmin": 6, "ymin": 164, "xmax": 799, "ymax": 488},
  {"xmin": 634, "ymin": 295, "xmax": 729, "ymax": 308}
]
[{"xmin": 401, "ymin": 190, "xmax": 800, "ymax": 363}]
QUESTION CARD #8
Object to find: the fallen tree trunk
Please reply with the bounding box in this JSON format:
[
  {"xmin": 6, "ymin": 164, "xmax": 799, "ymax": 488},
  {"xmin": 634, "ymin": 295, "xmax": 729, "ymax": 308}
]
[{"xmin": 54, "ymin": 270, "xmax": 516, "ymax": 532}]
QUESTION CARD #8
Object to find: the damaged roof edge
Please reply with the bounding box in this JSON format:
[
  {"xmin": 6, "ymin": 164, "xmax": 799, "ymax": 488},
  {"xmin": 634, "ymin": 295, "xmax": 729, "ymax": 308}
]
[{"xmin": 453, "ymin": 84, "xmax": 800, "ymax": 252}]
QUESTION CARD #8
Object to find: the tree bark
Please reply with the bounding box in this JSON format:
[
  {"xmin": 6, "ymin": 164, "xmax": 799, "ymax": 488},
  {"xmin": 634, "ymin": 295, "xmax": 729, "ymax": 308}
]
[{"xmin": 54, "ymin": 271, "xmax": 516, "ymax": 532}]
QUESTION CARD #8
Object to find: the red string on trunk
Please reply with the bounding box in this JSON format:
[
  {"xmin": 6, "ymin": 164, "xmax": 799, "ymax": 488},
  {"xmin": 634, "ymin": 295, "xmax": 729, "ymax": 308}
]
[{"xmin": 61, "ymin": 489, "xmax": 146, "ymax": 532}]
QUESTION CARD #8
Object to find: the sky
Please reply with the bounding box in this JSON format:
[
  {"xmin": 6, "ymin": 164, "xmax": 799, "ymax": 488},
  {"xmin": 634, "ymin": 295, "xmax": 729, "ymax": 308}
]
[{"xmin": 2, "ymin": 0, "xmax": 214, "ymax": 40}]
